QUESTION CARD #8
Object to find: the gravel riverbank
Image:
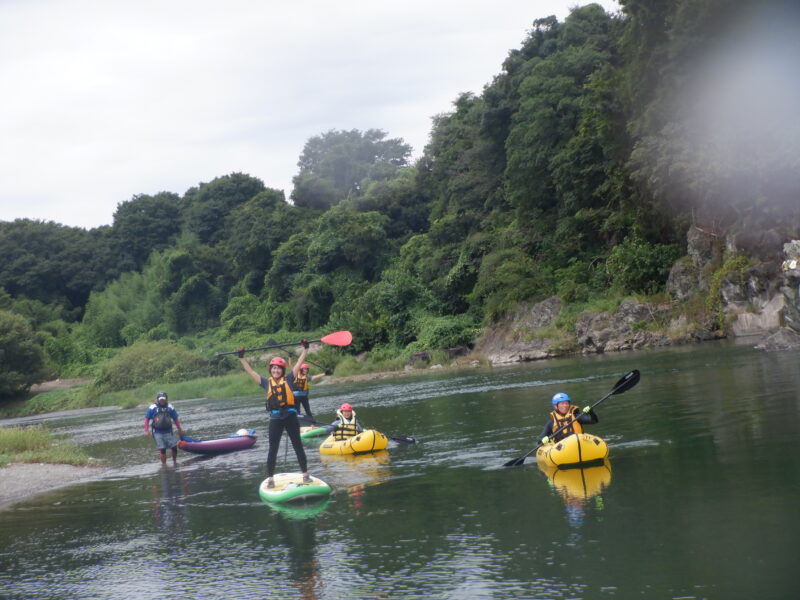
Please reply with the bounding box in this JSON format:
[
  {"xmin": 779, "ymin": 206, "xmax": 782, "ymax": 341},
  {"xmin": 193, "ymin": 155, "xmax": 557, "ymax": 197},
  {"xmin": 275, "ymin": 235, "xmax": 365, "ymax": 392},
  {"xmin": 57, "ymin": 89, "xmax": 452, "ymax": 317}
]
[{"xmin": 0, "ymin": 463, "xmax": 109, "ymax": 510}]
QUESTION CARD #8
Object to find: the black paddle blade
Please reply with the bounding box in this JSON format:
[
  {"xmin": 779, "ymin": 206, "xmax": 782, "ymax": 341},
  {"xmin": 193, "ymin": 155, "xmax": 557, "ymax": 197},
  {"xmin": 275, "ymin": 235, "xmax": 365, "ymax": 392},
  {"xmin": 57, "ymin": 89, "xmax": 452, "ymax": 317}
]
[
  {"xmin": 612, "ymin": 369, "xmax": 640, "ymax": 395},
  {"xmin": 503, "ymin": 456, "xmax": 527, "ymax": 468},
  {"xmin": 391, "ymin": 435, "xmax": 416, "ymax": 444}
]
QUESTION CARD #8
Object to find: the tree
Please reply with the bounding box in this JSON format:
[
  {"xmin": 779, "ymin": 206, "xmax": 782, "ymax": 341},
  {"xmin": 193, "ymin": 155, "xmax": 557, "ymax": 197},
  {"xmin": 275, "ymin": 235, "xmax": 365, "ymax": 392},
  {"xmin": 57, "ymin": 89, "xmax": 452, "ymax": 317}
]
[
  {"xmin": 306, "ymin": 205, "xmax": 390, "ymax": 279},
  {"xmin": 0, "ymin": 309, "xmax": 47, "ymax": 398},
  {"xmin": 180, "ymin": 173, "xmax": 265, "ymax": 245},
  {"xmin": 0, "ymin": 219, "xmax": 110, "ymax": 312},
  {"xmin": 221, "ymin": 189, "xmax": 302, "ymax": 294},
  {"xmin": 291, "ymin": 129, "xmax": 412, "ymax": 210},
  {"xmin": 112, "ymin": 192, "xmax": 181, "ymax": 272}
]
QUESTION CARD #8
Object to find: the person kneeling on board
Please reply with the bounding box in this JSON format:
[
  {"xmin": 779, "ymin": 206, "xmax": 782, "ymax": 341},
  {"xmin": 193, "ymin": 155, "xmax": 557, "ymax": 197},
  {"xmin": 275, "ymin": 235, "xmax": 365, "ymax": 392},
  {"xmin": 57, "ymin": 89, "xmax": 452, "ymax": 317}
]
[
  {"xmin": 326, "ymin": 403, "xmax": 363, "ymax": 439},
  {"xmin": 238, "ymin": 340, "xmax": 312, "ymax": 488},
  {"xmin": 144, "ymin": 391, "xmax": 184, "ymax": 465},
  {"xmin": 538, "ymin": 392, "xmax": 597, "ymax": 445}
]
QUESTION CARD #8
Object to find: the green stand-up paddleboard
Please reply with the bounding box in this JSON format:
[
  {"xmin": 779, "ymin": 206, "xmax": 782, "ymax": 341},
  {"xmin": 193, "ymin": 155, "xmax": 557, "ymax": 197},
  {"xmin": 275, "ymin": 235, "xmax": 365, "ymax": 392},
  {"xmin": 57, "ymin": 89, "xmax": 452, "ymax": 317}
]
[
  {"xmin": 258, "ymin": 472, "xmax": 332, "ymax": 504},
  {"xmin": 300, "ymin": 426, "xmax": 328, "ymax": 440}
]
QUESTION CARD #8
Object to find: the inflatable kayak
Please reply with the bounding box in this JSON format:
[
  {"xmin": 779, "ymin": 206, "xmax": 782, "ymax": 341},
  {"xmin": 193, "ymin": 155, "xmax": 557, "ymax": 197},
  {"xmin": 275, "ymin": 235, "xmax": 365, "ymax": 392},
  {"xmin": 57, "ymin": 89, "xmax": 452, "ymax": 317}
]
[
  {"xmin": 300, "ymin": 426, "xmax": 328, "ymax": 439},
  {"xmin": 319, "ymin": 429, "xmax": 388, "ymax": 455},
  {"xmin": 178, "ymin": 428, "xmax": 257, "ymax": 455},
  {"xmin": 258, "ymin": 472, "xmax": 332, "ymax": 504},
  {"xmin": 535, "ymin": 432, "xmax": 608, "ymax": 468},
  {"xmin": 538, "ymin": 459, "xmax": 612, "ymax": 500}
]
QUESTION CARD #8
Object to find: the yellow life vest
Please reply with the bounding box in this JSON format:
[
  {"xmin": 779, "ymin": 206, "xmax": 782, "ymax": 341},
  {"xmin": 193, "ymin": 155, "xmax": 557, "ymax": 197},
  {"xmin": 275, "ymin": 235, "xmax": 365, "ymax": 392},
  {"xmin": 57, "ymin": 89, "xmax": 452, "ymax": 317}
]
[
  {"xmin": 549, "ymin": 406, "xmax": 583, "ymax": 441},
  {"xmin": 266, "ymin": 377, "xmax": 295, "ymax": 410},
  {"xmin": 333, "ymin": 409, "xmax": 360, "ymax": 440},
  {"xmin": 293, "ymin": 373, "xmax": 309, "ymax": 393}
]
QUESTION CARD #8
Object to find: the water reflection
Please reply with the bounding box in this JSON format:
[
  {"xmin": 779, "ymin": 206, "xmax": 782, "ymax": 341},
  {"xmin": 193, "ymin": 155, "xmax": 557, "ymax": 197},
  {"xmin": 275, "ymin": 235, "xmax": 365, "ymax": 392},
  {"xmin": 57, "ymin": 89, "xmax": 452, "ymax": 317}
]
[
  {"xmin": 538, "ymin": 460, "xmax": 612, "ymax": 528},
  {"xmin": 272, "ymin": 508, "xmax": 324, "ymax": 599},
  {"xmin": 149, "ymin": 466, "xmax": 191, "ymax": 533},
  {"xmin": 262, "ymin": 495, "xmax": 331, "ymax": 521}
]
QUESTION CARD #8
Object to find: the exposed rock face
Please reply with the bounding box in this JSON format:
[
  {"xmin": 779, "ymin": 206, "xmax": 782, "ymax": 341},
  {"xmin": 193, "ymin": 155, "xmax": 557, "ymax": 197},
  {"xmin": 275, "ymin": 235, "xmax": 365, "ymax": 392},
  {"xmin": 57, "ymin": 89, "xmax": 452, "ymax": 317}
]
[
  {"xmin": 475, "ymin": 296, "xmax": 565, "ymax": 364},
  {"xmin": 722, "ymin": 261, "xmax": 785, "ymax": 336},
  {"xmin": 781, "ymin": 240, "xmax": 800, "ymax": 334},
  {"xmin": 666, "ymin": 226, "xmax": 721, "ymax": 301},
  {"xmin": 470, "ymin": 233, "xmax": 800, "ymax": 365},
  {"xmin": 574, "ymin": 299, "xmax": 721, "ymax": 353}
]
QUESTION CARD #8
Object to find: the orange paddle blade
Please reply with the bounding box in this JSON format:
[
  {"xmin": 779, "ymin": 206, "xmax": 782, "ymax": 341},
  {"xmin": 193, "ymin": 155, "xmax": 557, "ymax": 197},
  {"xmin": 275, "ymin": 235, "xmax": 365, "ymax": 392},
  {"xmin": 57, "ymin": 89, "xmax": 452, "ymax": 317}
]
[{"xmin": 320, "ymin": 330, "xmax": 352, "ymax": 346}]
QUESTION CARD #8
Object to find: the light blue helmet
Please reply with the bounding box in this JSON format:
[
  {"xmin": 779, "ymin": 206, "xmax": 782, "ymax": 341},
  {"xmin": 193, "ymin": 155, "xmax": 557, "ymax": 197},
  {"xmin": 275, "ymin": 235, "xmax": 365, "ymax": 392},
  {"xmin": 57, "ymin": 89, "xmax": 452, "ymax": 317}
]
[{"xmin": 551, "ymin": 392, "xmax": 571, "ymax": 406}]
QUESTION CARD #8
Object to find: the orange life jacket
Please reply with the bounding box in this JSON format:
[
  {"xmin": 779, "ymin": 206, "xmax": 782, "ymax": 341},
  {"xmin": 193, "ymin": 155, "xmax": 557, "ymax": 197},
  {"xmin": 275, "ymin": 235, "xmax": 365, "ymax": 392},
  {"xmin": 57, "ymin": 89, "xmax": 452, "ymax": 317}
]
[
  {"xmin": 549, "ymin": 406, "xmax": 583, "ymax": 441},
  {"xmin": 266, "ymin": 377, "xmax": 295, "ymax": 410},
  {"xmin": 293, "ymin": 373, "xmax": 309, "ymax": 395}
]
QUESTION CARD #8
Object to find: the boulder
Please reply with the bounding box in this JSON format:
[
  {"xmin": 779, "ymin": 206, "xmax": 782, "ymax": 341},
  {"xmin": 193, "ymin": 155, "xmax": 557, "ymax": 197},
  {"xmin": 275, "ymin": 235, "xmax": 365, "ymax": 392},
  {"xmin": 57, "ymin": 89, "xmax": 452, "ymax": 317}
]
[{"xmin": 754, "ymin": 327, "xmax": 800, "ymax": 351}]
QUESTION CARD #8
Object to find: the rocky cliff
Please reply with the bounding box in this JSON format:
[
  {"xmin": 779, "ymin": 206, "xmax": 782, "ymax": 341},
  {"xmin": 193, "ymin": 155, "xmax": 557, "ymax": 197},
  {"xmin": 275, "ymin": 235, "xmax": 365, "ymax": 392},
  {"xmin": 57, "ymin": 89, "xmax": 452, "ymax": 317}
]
[{"xmin": 475, "ymin": 227, "xmax": 800, "ymax": 364}]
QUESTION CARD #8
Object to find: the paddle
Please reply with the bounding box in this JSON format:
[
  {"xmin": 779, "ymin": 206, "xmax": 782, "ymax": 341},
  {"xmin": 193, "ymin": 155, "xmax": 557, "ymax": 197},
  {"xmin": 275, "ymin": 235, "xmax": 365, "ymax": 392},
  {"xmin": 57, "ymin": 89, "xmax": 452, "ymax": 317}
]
[
  {"xmin": 389, "ymin": 434, "xmax": 417, "ymax": 444},
  {"xmin": 502, "ymin": 369, "xmax": 640, "ymax": 468},
  {"xmin": 298, "ymin": 413, "xmax": 321, "ymax": 426},
  {"xmin": 215, "ymin": 330, "xmax": 352, "ymax": 357}
]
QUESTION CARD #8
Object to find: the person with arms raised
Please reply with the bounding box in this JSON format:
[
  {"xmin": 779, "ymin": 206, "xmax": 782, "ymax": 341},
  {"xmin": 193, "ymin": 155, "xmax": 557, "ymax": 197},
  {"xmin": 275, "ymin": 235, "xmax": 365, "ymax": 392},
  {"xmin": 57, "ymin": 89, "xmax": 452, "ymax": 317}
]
[{"xmin": 239, "ymin": 340, "xmax": 311, "ymax": 488}]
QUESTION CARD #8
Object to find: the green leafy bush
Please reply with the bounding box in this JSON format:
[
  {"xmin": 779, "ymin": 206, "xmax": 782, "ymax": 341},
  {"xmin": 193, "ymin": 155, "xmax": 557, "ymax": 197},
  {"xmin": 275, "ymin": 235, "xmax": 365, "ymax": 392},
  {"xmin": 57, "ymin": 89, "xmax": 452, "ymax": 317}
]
[
  {"xmin": 407, "ymin": 314, "xmax": 479, "ymax": 352},
  {"xmin": 92, "ymin": 340, "xmax": 209, "ymax": 393},
  {"xmin": 605, "ymin": 236, "xmax": 681, "ymax": 295}
]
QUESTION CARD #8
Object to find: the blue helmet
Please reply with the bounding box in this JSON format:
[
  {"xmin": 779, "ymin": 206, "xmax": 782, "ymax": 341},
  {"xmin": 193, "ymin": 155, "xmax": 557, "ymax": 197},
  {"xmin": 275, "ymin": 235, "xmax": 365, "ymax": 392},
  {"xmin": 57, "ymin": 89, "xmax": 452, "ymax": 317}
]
[{"xmin": 551, "ymin": 392, "xmax": 571, "ymax": 406}]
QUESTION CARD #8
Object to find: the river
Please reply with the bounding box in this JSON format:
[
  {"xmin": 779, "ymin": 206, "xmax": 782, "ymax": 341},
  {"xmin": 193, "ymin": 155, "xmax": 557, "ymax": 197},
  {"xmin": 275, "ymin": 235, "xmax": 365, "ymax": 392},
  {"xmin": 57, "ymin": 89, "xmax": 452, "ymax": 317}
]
[{"xmin": 1, "ymin": 340, "xmax": 798, "ymax": 599}]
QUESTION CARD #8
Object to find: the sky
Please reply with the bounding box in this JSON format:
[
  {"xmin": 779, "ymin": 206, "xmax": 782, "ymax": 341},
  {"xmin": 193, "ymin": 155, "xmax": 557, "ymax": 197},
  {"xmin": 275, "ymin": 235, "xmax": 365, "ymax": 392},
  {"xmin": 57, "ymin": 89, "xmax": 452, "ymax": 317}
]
[{"xmin": 0, "ymin": 1, "xmax": 620, "ymax": 230}]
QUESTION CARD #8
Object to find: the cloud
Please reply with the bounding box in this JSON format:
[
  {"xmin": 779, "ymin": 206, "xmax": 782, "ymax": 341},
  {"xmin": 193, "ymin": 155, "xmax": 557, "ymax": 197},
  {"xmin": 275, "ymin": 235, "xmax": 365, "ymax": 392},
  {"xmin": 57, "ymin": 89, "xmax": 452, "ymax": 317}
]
[{"xmin": 0, "ymin": 1, "xmax": 620, "ymax": 229}]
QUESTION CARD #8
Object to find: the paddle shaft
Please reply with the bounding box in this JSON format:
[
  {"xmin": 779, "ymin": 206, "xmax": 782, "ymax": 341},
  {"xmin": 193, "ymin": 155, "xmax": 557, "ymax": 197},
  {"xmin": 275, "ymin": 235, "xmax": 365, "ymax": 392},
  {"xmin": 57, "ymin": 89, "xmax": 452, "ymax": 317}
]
[
  {"xmin": 503, "ymin": 369, "xmax": 640, "ymax": 467},
  {"xmin": 215, "ymin": 339, "xmax": 319, "ymax": 357},
  {"xmin": 267, "ymin": 339, "xmax": 329, "ymax": 373},
  {"xmin": 215, "ymin": 330, "xmax": 351, "ymax": 357}
]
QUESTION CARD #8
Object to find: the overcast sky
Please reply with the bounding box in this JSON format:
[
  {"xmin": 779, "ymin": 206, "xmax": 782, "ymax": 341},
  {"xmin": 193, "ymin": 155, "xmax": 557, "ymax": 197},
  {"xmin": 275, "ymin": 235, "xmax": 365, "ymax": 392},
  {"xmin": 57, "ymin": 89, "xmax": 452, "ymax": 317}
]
[{"xmin": 0, "ymin": 1, "xmax": 620, "ymax": 230}]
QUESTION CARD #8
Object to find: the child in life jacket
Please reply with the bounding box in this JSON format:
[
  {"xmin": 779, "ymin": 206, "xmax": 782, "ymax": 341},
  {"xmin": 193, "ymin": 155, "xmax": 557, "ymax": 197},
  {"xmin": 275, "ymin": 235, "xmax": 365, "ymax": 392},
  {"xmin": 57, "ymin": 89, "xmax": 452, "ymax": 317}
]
[
  {"xmin": 326, "ymin": 403, "xmax": 363, "ymax": 440},
  {"xmin": 538, "ymin": 392, "xmax": 598, "ymax": 445}
]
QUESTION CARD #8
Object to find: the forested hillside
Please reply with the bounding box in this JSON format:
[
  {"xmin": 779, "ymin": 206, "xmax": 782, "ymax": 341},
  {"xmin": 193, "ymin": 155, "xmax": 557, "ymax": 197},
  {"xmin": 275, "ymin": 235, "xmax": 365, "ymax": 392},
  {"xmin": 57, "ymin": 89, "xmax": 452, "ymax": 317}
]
[{"xmin": 2, "ymin": 0, "xmax": 798, "ymax": 400}]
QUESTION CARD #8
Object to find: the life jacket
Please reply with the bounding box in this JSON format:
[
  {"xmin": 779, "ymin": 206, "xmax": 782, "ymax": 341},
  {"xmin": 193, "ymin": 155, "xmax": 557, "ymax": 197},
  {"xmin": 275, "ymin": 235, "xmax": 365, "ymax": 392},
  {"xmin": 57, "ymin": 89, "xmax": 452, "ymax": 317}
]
[
  {"xmin": 549, "ymin": 405, "xmax": 583, "ymax": 441},
  {"xmin": 293, "ymin": 373, "xmax": 309, "ymax": 396},
  {"xmin": 333, "ymin": 409, "xmax": 359, "ymax": 440},
  {"xmin": 266, "ymin": 377, "xmax": 295, "ymax": 411},
  {"xmin": 152, "ymin": 405, "xmax": 173, "ymax": 430}
]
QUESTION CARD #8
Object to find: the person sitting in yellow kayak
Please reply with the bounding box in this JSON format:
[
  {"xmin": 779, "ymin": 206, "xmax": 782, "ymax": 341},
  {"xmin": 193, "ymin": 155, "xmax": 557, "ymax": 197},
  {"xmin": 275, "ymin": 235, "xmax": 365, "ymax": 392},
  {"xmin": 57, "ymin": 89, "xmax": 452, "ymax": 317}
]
[
  {"xmin": 538, "ymin": 392, "xmax": 598, "ymax": 445},
  {"xmin": 326, "ymin": 402, "xmax": 363, "ymax": 440}
]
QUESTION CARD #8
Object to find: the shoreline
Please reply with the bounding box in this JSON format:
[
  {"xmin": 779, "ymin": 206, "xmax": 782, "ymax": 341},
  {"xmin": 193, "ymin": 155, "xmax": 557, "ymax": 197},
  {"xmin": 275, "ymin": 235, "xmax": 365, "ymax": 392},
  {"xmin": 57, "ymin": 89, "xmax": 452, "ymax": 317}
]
[{"xmin": 0, "ymin": 462, "xmax": 109, "ymax": 510}]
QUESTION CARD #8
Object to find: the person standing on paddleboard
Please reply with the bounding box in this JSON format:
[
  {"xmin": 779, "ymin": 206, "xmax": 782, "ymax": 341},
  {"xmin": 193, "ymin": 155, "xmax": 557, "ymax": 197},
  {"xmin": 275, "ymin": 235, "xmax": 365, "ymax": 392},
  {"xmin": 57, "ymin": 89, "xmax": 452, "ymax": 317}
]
[
  {"xmin": 538, "ymin": 392, "xmax": 598, "ymax": 445},
  {"xmin": 144, "ymin": 391, "xmax": 183, "ymax": 465},
  {"xmin": 238, "ymin": 340, "xmax": 311, "ymax": 488}
]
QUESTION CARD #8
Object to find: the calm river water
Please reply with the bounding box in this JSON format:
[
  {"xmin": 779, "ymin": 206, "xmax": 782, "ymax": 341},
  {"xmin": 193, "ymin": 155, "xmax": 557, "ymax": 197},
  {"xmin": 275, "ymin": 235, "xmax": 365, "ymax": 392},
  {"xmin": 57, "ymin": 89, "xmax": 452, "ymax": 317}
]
[{"xmin": 1, "ymin": 340, "xmax": 799, "ymax": 599}]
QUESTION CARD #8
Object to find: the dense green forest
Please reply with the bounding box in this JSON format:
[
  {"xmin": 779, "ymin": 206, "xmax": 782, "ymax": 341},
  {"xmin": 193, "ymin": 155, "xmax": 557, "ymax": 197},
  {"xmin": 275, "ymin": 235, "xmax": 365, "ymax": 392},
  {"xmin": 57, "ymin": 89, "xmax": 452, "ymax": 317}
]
[{"xmin": 2, "ymin": 0, "xmax": 799, "ymax": 402}]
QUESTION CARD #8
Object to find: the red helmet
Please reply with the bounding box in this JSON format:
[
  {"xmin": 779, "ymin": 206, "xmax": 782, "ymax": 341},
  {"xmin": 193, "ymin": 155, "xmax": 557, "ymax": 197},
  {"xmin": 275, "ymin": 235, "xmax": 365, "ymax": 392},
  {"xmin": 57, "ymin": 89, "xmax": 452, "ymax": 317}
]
[
  {"xmin": 269, "ymin": 356, "xmax": 286, "ymax": 369},
  {"xmin": 300, "ymin": 363, "xmax": 310, "ymax": 370},
  {"xmin": 340, "ymin": 402, "xmax": 353, "ymax": 411}
]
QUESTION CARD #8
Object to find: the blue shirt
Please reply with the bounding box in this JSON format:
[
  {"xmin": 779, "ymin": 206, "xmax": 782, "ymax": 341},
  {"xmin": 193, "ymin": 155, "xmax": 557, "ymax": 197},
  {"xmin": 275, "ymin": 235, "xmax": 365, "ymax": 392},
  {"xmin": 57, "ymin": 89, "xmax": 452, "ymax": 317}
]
[{"xmin": 145, "ymin": 403, "xmax": 180, "ymax": 432}]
